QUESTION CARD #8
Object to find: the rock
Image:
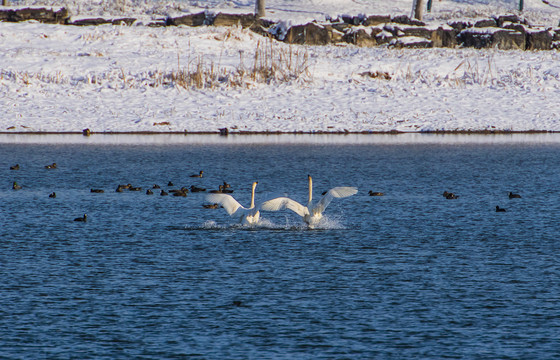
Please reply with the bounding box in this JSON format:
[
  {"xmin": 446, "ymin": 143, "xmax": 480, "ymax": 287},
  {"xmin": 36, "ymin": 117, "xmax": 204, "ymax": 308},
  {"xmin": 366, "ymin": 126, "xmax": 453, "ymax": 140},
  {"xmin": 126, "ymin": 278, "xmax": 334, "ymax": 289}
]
[
  {"xmin": 328, "ymin": 22, "xmax": 351, "ymax": 33},
  {"xmin": 249, "ymin": 20, "xmax": 276, "ymax": 37},
  {"xmin": 284, "ymin": 22, "xmax": 331, "ymax": 45},
  {"xmin": 375, "ymin": 30, "xmax": 395, "ymax": 45},
  {"xmin": 459, "ymin": 28, "xmax": 525, "ymax": 50},
  {"xmin": 488, "ymin": 29, "xmax": 526, "ymax": 50},
  {"xmin": 391, "ymin": 15, "xmax": 425, "ymax": 27},
  {"xmin": 363, "ymin": 15, "xmax": 391, "ymax": 26},
  {"xmin": 0, "ymin": 10, "xmax": 10, "ymax": 22},
  {"xmin": 502, "ymin": 22, "xmax": 527, "ymax": 33},
  {"xmin": 69, "ymin": 18, "xmax": 111, "ymax": 26},
  {"xmin": 447, "ymin": 20, "xmax": 471, "ymax": 31},
  {"xmin": 111, "ymin": 18, "xmax": 136, "ymax": 26},
  {"xmin": 343, "ymin": 27, "xmax": 381, "ymax": 46},
  {"xmin": 525, "ymin": 28, "xmax": 553, "ymax": 50},
  {"xmin": 501, "ymin": 22, "xmax": 552, "ymax": 49},
  {"xmin": 433, "ymin": 26, "xmax": 458, "ymax": 48},
  {"xmin": 553, "ymin": 28, "xmax": 560, "ymax": 41},
  {"xmin": 494, "ymin": 14, "xmax": 527, "ymax": 27},
  {"xmin": 326, "ymin": 25, "xmax": 345, "ymax": 43},
  {"xmin": 384, "ymin": 24, "xmax": 435, "ymax": 39},
  {"xmin": 146, "ymin": 19, "xmax": 167, "ymax": 27},
  {"xmin": 167, "ymin": 12, "xmax": 207, "ymax": 26},
  {"xmin": 341, "ymin": 14, "xmax": 366, "ymax": 26},
  {"xmin": 70, "ymin": 17, "xmax": 135, "ymax": 26},
  {"xmin": 474, "ymin": 18, "xmax": 497, "ymax": 28},
  {"xmin": 212, "ymin": 13, "xmax": 258, "ymax": 28},
  {"xmin": 389, "ymin": 36, "xmax": 432, "ymax": 48},
  {"xmin": 0, "ymin": 7, "xmax": 69, "ymax": 24}
]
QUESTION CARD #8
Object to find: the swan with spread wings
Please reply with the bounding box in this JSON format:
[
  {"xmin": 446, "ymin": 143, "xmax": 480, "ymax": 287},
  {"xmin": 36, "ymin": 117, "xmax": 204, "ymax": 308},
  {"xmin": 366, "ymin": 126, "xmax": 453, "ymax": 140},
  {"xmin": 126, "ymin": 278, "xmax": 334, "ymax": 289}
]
[
  {"xmin": 205, "ymin": 181, "xmax": 261, "ymax": 225},
  {"xmin": 261, "ymin": 175, "xmax": 357, "ymax": 228}
]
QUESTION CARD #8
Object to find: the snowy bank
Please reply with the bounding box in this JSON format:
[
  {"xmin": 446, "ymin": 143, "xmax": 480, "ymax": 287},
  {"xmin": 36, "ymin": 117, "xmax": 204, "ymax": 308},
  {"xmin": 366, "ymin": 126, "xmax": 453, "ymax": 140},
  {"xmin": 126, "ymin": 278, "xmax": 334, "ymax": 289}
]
[{"xmin": 1, "ymin": 0, "xmax": 560, "ymax": 133}]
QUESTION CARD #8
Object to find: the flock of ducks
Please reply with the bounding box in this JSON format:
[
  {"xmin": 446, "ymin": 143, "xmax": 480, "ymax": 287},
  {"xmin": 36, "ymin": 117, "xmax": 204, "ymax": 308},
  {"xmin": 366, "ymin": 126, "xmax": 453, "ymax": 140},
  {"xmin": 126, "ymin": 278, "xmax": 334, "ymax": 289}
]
[
  {"xmin": 9, "ymin": 164, "xmax": 219, "ymax": 223},
  {"xmin": 441, "ymin": 189, "xmax": 522, "ymax": 212},
  {"xmin": 9, "ymin": 162, "xmax": 358, "ymax": 227},
  {"xmin": 9, "ymin": 162, "xmax": 521, "ymax": 226}
]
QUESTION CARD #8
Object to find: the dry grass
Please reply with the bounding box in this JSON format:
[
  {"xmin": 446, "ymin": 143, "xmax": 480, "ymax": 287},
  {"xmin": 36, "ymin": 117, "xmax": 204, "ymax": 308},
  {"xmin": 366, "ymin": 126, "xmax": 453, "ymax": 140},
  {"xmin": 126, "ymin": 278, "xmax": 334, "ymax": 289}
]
[
  {"xmin": 378, "ymin": 54, "xmax": 503, "ymax": 88},
  {"xmin": 158, "ymin": 38, "xmax": 311, "ymax": 89},
  {"xmin": 0, "ymin": 70, "xmax": 67, "ymax": 85},
  {"xmin": 0, "ymin": 38, "xmax": 311, "ymax": 90}
]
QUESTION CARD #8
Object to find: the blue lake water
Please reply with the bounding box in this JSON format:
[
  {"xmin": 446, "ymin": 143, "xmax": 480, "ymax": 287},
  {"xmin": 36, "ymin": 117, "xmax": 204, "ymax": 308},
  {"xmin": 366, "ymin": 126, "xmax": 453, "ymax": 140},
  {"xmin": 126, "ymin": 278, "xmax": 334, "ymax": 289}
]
[{"xmin": 1, "ymin": 133, "xmax": 559, "ymax": 359}]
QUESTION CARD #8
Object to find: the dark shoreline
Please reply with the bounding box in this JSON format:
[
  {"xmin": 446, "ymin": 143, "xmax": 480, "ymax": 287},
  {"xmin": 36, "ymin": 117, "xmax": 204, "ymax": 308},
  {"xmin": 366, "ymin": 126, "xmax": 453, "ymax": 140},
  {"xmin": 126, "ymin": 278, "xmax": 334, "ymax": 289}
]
[{"xmin": 0, "ymin": 130, "xmax": 556, "ymax": 135}]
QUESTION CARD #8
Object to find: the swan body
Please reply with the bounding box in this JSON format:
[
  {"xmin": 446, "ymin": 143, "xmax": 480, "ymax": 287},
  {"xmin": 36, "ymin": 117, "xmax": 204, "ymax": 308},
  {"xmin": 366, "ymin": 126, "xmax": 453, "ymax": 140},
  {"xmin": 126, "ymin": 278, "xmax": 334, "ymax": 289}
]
[
  {"xmin": 206, "ymin": 181, "xmax": 260, "ymax": 225},
  {"xmin": 261, "ymin": 175, "xmax": 357, "ymax": 228}
]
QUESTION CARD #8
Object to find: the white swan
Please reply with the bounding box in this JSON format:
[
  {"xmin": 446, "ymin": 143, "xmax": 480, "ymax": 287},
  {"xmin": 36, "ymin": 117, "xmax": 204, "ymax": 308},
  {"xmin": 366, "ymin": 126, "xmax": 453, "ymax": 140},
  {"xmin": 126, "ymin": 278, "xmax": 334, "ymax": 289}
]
[
  {"xmin": 261, "ymin": 175, "xmax": 357, "ymax": 228},
  {"xmin": 205, "ymin": 181, "xmax": 261, "ymax": 225}
]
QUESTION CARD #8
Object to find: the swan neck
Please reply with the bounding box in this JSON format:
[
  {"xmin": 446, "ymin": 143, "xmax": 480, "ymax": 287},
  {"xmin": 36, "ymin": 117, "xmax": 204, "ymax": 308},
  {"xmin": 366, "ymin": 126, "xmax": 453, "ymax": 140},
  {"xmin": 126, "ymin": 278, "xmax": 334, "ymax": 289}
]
[
  {"xmin": 307, "ymin": 175, "xmax": 313, "ymax": 205},
  {"xmin": 250, "ymin": 182, "xmax": 257, "ymax": 208}
]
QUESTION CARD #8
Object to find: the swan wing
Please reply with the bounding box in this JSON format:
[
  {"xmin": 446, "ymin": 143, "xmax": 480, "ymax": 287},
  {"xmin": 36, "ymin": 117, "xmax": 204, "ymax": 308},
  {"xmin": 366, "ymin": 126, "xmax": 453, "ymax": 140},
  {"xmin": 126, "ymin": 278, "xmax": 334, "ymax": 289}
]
[
  {"xmin": 206, "ymin": 193, "xmax": 244, "ymax": 215},
  {"xmin": 261, "ymin": 197, "xmax": 308, "ymax": 217},
  {"xmin": 330, "ymin": 186, "xmax": 359, "ymax": 198},
  {"xmin": 314, "ymin": 186, "xmax": 358, "ymax": 213}
]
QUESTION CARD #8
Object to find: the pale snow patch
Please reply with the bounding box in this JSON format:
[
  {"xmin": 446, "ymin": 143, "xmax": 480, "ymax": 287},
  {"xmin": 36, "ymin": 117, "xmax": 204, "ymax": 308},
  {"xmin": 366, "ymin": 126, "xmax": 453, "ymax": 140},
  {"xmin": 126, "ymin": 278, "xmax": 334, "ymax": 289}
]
[{"xmin": 1, "ymin": 0, "xmax": 560, "ymax": 133}]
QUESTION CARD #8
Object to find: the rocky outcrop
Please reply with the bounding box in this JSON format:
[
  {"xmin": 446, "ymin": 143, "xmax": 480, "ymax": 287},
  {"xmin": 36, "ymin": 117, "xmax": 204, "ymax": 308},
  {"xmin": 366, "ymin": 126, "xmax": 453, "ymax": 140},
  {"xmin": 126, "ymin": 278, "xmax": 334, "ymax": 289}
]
[
  {"xmin": 69, "ymin": 17, "xmax": 111, "ymax": 26},
  {"xmin": 69, "ymin": 17, "xmax": 136, "ymax": 26},
  {"xmin": 384, "ymin": 23, "xmax": 436, "ymax": 39},
  {"xmin": 0, "ymin": 7, "xmax": 69, "ymax": 24},
  {"xmin": 494, "ymin": 14, "xmax": 527, "ymax": 27},
  {"xmin": 167, "ymin": 12, "xmax": 207, "ymax": 27},
  {"xmin": 343, "ymin": 27, "xmax": 381, "ymax": 47},
  {"xmin": 434, "ymin": 27, "xmax": 459, "ymax": 48},
  {"xmin": 391, "ymin": 14, "xmax": 425, "ymax": 26},
  {"xmin": 332, "ymin": 14, "xmax": 391, "ymax": 27},
  {"xmin": 389, "ymin": 36, "xmax": 433, "ymax": 48},
  {"xmin": 0, "ymin": 9, "xmax": 10, "ymax": 22},
  {"xmin": 363, "ymin": 15, "xmax": 391, "ymax": 26},
  {"xmin": 474, "ymin": 18, "xmax": 497, "ymax": 28},
  {"xmin": 525, "ymin": 28, "xmax": 553, "ymax": 50},
  {"xmin": 283, "ymin": 22, "xmax": 343, "ymax": 45},
  {"xmin": 275, "ymin": 12, "xmax": 555, "ymax": 50},
  {"xmin": 212, "ymin": 13, "xmax": 257, "ymax": 28},
  {"xmin": 2, "ymin": 7, "xmax": 559, "ymax": 51},
  {"xmin": 459, "ymin": 28, "xmax": 526, "ymax": 50},
  {"xmin": 447, "ymin": 20, "xmax": 472, "ymax": 32},
  {"xmin": 553, "ymin": 28, "xmax": 560, "ymax": 49}
]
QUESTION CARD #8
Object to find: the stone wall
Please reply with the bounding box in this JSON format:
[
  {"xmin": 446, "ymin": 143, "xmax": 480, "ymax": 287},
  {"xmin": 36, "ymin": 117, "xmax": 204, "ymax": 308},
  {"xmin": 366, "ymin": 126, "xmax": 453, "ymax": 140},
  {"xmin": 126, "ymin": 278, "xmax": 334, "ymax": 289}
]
[
  {"xmin": 2, "ymin": 7, "xmax": 559, "ymax": 50},
  {"xmin": 0, "ymin": 7, "xmax": 68, "ymax": 24}
]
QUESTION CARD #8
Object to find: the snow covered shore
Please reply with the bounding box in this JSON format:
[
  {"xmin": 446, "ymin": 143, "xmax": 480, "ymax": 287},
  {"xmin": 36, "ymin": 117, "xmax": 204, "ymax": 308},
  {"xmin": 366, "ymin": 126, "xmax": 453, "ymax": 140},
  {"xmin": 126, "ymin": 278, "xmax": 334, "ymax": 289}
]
[{"xmin": 1, "ymin": 0, "xmax": 559, "ymax": 133}]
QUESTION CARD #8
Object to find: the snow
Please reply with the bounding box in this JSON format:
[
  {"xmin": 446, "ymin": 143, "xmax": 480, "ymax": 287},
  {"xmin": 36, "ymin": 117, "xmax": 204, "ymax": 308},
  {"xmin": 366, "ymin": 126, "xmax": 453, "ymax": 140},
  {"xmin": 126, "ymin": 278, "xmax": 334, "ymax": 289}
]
[{"xmin": 1, "ymin": 0, "xmax": 560, "ymax": 133}]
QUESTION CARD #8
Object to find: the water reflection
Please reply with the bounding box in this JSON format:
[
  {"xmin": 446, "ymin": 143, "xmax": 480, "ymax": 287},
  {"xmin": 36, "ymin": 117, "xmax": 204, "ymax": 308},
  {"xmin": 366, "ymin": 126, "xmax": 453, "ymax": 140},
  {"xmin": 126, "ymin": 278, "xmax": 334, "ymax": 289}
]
[{"xmin": 1, "ymin": 133, "xmax": 560, "ymax": 145}]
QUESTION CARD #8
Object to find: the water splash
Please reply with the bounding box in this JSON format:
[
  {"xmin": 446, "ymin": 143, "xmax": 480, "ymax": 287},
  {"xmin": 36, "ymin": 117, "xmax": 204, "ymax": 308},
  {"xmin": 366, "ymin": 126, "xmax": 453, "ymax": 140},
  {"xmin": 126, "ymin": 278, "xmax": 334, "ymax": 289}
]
[
  {"xmin": 191, "ymin": 216, "xmax": 346, "ymax": 231},
  {"xmin": 309, "ymin": 216, "xmax": 346, "ymax": 230},
  {"xmin": 200, "ymin": 220, "xmax": 227, "ymax": 230}
]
